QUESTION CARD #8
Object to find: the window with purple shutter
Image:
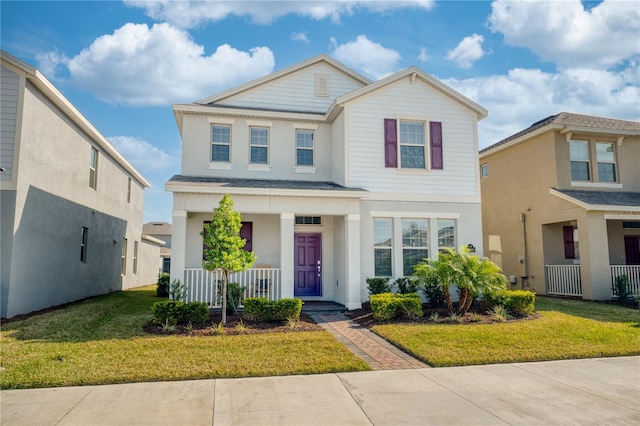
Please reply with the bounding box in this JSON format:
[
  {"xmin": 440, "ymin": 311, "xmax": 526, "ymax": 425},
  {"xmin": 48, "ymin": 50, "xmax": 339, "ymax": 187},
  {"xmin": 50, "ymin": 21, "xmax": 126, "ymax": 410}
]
[
  {"xmin": 430, "ymin": 121, "xmax": 443, "ymax": 170},
  {"xmin": 384, "ymin": 118, "xmax": 398, "ymax": 168},
  {"xmin": 563, "ymin": 226, "xmax": 575, "ymax": 259}
]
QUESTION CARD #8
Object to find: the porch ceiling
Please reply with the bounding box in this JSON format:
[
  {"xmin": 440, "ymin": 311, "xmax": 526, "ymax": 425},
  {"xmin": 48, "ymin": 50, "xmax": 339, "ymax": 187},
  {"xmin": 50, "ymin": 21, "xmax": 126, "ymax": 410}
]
[{"xmin": 550, "ymin": 188, "xmax": 640, "ymax": 211}]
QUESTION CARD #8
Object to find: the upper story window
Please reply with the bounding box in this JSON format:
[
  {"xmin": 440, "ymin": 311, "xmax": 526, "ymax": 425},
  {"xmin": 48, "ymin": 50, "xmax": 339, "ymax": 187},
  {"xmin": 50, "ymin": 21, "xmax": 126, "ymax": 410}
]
[
  {"xmin": 569, "ymin": 140, "xmax": 590, "ymax": 181},
  {"xmin": 211, "ymin": 125, "xmax": 231, "ymax": 162},
  {"xmin": 89, "ymin": 147, "xmax": 99, "ymax": 190},
  {"xmin": 596, "ymin": 142, "xmax": 616, "ymax": 182},
  {"xmin": 250, "ymin": 127, "xmax": 269, "ymax": 164},
  {"xmin": 480, "ymin": 163, "xmax": 488, "ymax": 178},
  {"xmin": 374, "ymin": 218, "xmax": 392, "ymax": 276},
  {"xmin": 296, "ymin": 129, "xmax": 314, "ymax": 167},
  {"xmin": 399, "ymin": 121, "xmax": 425, "ymax": 169}
]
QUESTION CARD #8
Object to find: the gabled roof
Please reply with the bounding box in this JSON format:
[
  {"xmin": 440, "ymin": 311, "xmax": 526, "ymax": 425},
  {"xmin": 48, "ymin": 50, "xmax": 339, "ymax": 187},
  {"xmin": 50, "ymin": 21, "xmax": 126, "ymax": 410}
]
[
  {"xmin": 329, "ymin": 66, "xmax": 488, "ymax": 121},
  {"xmin": 550, "ymin": 188, "xmax": 640, "ymax": 211},
  {"xmin": 143, "ymin": 222, "xmax": 172, "ymax": 235},
  {"xmin": 195, "ymin": 54, "xmax": 372, "ymax": 105},
  {"xmin": 481, "ymin": 112, "xmax": 640, "ymax": 156},
  {"xmin": 0, "ymin": 50, "xmax": 150, "ymax": 187}
]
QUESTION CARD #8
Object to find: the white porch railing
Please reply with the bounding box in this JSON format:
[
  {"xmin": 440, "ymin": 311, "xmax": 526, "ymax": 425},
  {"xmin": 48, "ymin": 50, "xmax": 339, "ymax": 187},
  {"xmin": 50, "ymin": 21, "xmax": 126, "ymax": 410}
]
[
  {"xmin": 610, "ymin": 265, "xmax": 640, "ymax": 297},
  {"xmin": 546, "ymin": 265, "xmax": 582, "ymax": 297},
  {"xmin": 183, "ymin": 268, "xmax": 281, "ymax": 308}
]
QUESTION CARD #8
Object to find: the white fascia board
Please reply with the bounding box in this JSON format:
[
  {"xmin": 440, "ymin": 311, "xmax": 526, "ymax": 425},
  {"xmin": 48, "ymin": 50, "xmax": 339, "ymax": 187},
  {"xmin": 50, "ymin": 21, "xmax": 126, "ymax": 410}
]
[
  {"xmin": 172, "ymin": 104, "xmax": 325, "ymax": 123},
  {"xmin": 142, "ymin": 234, "xmax": 166, "ymax": 246},
  {"xmin": 165, "ymin": 182, "xmax": 367, "ymax": 199},
  {"xmin": 559, "ymin": 126, "xmax": 640, "ymax": 137}
]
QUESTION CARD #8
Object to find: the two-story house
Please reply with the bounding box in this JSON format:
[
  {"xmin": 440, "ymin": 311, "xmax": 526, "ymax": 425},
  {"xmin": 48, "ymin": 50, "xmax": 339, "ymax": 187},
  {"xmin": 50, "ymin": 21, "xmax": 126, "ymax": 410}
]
[
  {"xmin": 1, "ymin": 50, "xmax": 161, "ymax": 318},
  {"xmin": 480, "ymin": 113, "xmax": 640, "ymax": 300},
  {"xmin": 167, "ymin": 54, "xmax": 487, "ymax": 309}
]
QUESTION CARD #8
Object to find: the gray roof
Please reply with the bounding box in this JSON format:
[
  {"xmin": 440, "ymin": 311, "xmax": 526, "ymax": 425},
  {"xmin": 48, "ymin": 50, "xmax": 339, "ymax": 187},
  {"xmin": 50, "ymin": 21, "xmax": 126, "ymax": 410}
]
[
  {"xmin": 143, "ymin": 222, "xmax": 172, "ymax": 235},
  {"xmin": 481, "ymin": 112, "xmax": 640, "ymax": 154},
  {"xmin": 167, "ymin": 175, "xmax": 366, "ymax": 192},
  {"xmin": 553, "ymin": 188, "xmax": 640, "ymax": 207}
]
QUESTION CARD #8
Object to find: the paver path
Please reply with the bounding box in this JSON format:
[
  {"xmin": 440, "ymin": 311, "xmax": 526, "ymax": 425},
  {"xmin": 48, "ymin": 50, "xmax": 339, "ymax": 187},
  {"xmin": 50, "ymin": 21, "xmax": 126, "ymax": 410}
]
[{"xmin": 309, "ymin": 312, "xmax": 429, "ymax": 370}]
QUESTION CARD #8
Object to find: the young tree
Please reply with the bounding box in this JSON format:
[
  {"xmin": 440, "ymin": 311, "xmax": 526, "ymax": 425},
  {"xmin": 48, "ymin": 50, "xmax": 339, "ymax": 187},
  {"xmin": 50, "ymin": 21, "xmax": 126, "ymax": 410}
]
[{"xmin": 201, "ymin": 194, "xmax": 256, "ymax": 323}]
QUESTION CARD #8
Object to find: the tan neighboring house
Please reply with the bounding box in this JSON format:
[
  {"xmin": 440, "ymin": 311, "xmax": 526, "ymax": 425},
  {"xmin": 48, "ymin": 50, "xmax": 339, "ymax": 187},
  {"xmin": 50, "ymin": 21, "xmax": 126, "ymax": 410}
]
[
  {"xmin": 143, "ymin": 222, "xmax": 172, "ymax": 273},
  {"xmin": 0, "ymin": 50, "xmax": 161, "ymax": 318},
  {"xmin": 480, "ymin": 112, "xmax": 640, "ymax": 300}
]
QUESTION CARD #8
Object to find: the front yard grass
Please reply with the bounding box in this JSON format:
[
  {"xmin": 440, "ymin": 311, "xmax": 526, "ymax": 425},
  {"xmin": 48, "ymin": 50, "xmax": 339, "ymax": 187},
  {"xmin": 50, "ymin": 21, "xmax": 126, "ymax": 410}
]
[
  {"xmin": 372, "ymin": 296, "xmax": 640, "ymax": 367},
  {"xmin": 0, "ymin": 286, "xmax": 369, "ymax": 389}
]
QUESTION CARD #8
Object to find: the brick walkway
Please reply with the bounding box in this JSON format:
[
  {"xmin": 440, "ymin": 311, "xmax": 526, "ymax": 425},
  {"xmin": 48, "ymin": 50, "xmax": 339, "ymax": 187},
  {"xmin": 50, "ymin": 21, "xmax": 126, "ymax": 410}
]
[{"xmin": 309, "ymin": 312, "xmax": 430, "ymax": 370}]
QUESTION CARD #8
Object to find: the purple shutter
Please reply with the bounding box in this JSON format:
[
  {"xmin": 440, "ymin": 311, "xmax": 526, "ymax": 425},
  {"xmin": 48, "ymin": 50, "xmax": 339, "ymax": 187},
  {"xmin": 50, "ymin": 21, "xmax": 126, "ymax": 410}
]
[
  {"xmin": 384, "ymin": 119, "xmax": 398, "ymax": 168},
  {"xmin": 240, "ymin": 222, "xmax": 253, "ymax": 252},
  {"xmin": 563, "ymin": 226, "xmax": 575, "ymax": 259},
  {"xmin": 430, "ymin": 121, "xmax": 443, "ymax": 170}
]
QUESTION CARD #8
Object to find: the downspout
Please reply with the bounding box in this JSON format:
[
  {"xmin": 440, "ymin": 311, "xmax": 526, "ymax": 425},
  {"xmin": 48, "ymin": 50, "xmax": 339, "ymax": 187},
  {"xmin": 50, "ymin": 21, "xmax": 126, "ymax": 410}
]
[{"xmin": 520, "ymin": 211, "xmax": 529, "ymax": 289}]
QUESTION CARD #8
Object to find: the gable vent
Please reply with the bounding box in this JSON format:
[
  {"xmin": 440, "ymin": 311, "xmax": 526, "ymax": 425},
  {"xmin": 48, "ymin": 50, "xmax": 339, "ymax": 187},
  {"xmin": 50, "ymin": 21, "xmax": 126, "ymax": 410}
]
[{"xmin": 315, "ymin": 74, "xmax": 330, "ymax": 97}]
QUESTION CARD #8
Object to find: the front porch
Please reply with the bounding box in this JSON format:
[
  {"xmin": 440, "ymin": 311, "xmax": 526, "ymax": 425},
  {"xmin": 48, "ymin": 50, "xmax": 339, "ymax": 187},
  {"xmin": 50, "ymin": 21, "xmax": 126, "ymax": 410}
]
[{"xmin": 545, "ymin": 264, "xmax": 640, "ymax": 298}]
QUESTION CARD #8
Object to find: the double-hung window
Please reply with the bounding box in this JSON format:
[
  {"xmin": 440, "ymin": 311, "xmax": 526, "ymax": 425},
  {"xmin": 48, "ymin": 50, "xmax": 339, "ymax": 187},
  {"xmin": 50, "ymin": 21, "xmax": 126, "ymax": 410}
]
[
  {"xmin": 211, "ymin": 125, "xmax": 231, "ymax": 162},
  {"xmin": 250, "ymin": 127, "xmax": 269, "ymax": 164},
  {"xmin": 374, "ymin": 218, "xmax": 393, "ymax": 276},
  {"xmin": 399, "ymin": 121, "xmax": 425, "ymax": 169},
  {"xmin": 89, "ymin": 147, "xmax": 98, "ymax": 190},
  {"xmin": 569, "ymin": 140, "xmax": 590, "ymax": 181},
  {"xmin": 296, "ymin": 129, "xmax": 314, "ymax": 167},
  {"xmin": 402, "ymin": 219, "xmax": 428, "ymax": 275},
  {"xmin": 437, "ymin": 219, "xmax": 456, "ymax": 249},
  {"xmin": 596, "ymin": 142, "xmax": 616, "ymax": 182}
]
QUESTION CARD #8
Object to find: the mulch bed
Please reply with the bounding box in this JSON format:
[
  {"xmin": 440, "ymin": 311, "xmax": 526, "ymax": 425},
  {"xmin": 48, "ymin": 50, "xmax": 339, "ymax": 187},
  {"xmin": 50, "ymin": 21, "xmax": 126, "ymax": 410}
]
[
  {"xmin": 345, "ymin": 302, "xmax": 540, "ymax": 328},
  {"xmin": 143, "ymin": 312, "xmax": 323, "ymax": 336}
]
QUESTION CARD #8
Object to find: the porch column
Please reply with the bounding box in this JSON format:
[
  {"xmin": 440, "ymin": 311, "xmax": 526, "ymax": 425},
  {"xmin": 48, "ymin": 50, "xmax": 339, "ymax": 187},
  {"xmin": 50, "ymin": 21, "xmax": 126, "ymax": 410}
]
[
  {"xmin": 345, "ymin": 214, "xmax": 362, "ymax": 309},
  {"xmin": 171, "ymin": 210, "xmax": 187, "ymax": 285},
  {"xmin": 579, "ymin": 212, "xmax": 610, "ymax": 300},
  {"xmin": 280, "ymin": 213, "xmax": 294, "ymax": 299}
]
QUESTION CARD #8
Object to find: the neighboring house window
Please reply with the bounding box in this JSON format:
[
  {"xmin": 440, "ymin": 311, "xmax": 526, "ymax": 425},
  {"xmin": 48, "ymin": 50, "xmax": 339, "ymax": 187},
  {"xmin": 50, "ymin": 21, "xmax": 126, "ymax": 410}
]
[
  {"xmin": 89, "ymin": 147, "xmax": 98, "ymax": 190},
  {"xmin": 596, "ymin": 142, "xmax": 616, "ymax": 182},
  {"xmin": 127, "ymin": 178, "xmax": 131, "ymax": 203},
  {"xmin": 211, "ymin": 125, "xmax": 231, "ymax": 162},
  {"xmin": 296, "ymin": 129, "xmax": 314, "ymax": 166},
  {"xmin": 569, "ymin": 140, "xmax": 590, "ymax": 181},
  {"xmin": 80, "ymin": 227, "xmax": 88, "ymax": 263},
  {"xmin": 480, "ymin": 163, "xmax": 488, "ymax": 178},
  {"xmin": 437, "ymin": 220, "xmax": 456, "ymax": 249},
  {"xmin": 402, "ymin": 219, "xmax": 428, "ymax": 275},
  {"xmin": 250, "ymin": 127, "xmax": 269, "ymax": 164},
  {"xmin": 133, "ymin": 241, "xmax": 138, "ymax": 274},
  {"xmin": 121, "ymin": 238, "xmax": 127, "ymax": 275},
  {"xmin": 399, "ymin": 121, "xmax": 425, "ymax": 169},
  {"xmin": 374, "ymin": 218, "xmax": 393, "ymax": 276},
  {"xmin": 563, "ymin": 226, "xmax": 579, "ymax": 260}
]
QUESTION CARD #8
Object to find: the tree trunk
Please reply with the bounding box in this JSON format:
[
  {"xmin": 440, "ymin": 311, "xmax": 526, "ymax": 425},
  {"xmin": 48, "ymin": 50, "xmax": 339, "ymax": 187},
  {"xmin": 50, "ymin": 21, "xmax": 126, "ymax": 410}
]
[
  {"xmin": 458, "ymin": 288, "xmax": 473, "ymax": 314},
  {"xmin": 221, "ymin": 270, "xmax": 228, "ymax": 324}
]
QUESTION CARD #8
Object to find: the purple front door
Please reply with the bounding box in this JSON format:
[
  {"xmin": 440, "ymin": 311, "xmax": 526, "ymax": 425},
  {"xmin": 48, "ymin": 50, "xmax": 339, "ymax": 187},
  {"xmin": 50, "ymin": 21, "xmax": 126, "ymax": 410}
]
[
  {"xmin": 294, "ymin": 233, "xmax": 322, "ymax": 297},
  {"xmin": 625, "ymin": 236, "xmax": 640, "ymax": 265}
]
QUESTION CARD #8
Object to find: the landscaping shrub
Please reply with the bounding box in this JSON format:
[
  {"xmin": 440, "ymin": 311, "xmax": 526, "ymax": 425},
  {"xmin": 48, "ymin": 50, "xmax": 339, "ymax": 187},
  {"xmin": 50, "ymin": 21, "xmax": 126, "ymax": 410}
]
[
  {"xmin": 151, "ymin": 300, "xmax": 210, "ymax": 325},
  {"xmin": 226, "ymin": 282, "xmax": 245, "ymax": 315},
  {"xmin": 395, "ymin": 277, "xmax": 420, "ymax": 294},
  {"xmin": 366, "ymin": 277, "xmax": 392, "ymax": 295},
  {"xmin": 243, "ymin": 298, "xmax": 302, "ymax": 322},
  {"xmin": 156, "ymin": 273, "xmax": 170, "ymax": 298},
  {"xmin": 420, "ymin": 275, "xmax": 446, "ymax": 308},
  {"xmin": 485, "ymin": 289, "xmax": 535, "ymax": 317},
  {"xmin": 370, "ymin": 293, "xmax": 423, "ymax": 320},
  {"xmin": 169, "ymin": 279, "xmax": 188, "ymax": 301},
  {"xmin": 613, "ymin": 275, "xmax": 630, "ymax": 305}
]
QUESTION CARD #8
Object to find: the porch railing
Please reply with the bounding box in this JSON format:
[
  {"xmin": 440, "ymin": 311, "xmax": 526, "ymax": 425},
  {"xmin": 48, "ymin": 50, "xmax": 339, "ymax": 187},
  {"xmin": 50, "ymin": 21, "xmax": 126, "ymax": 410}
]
[
  {"xmin": 610, "ymin": 265, "xmax": 640, "ymax": 297},
  {"xmin": 546, "ymin": 265, "xmax": 582, "ymax": 297},
  {"xmin": 183, "ymin": 268, "xmax": 281, "ymax": 308}
]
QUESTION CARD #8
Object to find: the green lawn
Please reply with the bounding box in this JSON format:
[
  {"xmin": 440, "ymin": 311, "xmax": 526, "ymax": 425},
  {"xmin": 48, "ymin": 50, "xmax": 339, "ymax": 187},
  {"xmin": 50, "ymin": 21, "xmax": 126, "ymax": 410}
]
[
  {"xmin": 372, "ymin": 296, "xmax": 640, "ymax": 367},
  {"xmin": 0, "ymin": 286, "xmax": 369, "ymax": 390}
]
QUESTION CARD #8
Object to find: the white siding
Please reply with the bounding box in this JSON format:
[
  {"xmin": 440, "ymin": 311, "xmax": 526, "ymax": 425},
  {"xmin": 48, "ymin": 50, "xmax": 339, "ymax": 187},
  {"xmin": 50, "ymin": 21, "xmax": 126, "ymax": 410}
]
[
  {"xmin": 331, "ymin": 111, "xmax": 346, "ymax": 186},
  {"xmin": 218, "ymin": 63, "xmax": 365, "ymax": 113},
  {"xmin": 347, "ymin": 78, "xmax": 479, "ymax": 195},
  {"xmin": 1, "ymin": 65, "xmax": 19, "ymax": 180}
]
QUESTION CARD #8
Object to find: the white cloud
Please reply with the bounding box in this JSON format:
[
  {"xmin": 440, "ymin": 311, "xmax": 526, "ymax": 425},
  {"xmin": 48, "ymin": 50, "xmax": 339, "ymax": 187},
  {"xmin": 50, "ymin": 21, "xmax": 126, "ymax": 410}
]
[
  {"xmin": 125, "ymin": 0, "xmax": 435, "ymax": 27},
  {"xmin": 443, "ymin": 63, "xmax": 640, "ymax": 149},
  {"xmin": 57, "ymin": 23, "xmax": 274, "ymax": 106},
  {"xmin": 446, "ymin": 34, "xmax": 485, "ymax": 69},
  {"xmin": 108, "ymin": 135, "xmax": 176, "ymax": 172},
  {"xmin": 35, "ymin": 50, "xmax": 69, "ymax": 79},
  {"xmin": 417, "ymin": 47, "xmax": 429, "ymax": 63},
  {"xmin": 489, "ymin": 0, "xmax": 640, "ymax": 69},
  {"xmin": 291, "ymin": 32, "xmax": 310, "ymax": 44},
  {"xmin": 330, "ymin": 35, "xmax": 400, "ymax": 79}
]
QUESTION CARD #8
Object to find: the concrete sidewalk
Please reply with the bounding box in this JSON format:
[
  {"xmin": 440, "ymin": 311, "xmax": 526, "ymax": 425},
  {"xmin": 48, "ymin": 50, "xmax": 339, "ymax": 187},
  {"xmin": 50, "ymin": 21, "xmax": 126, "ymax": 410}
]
[{"xmin": 2, "ymin": 356, "xmax": 638, "ymax": 425}]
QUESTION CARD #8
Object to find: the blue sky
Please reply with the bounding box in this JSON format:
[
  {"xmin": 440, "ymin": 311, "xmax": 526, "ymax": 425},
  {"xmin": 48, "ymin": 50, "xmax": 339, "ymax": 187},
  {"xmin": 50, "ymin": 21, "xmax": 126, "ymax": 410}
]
[{"xmin": 2, "ymin": 0, "xmax": 639, "ymax": 223}]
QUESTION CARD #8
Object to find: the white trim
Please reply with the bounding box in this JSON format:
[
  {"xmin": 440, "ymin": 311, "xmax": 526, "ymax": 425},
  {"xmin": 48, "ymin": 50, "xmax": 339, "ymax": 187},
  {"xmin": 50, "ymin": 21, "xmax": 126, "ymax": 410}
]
[
  {"xmin": 292, "ymin": 123, "xmax": 319, "ymax": 130},
  {"xmin": 209, "ymin": 163, "xmax": 232, "ymax": 170},
  {"xmin": 207, "ymin": 117, "xmax": 235, "ymax": 125},
  {"xmin": 247, "ymin": 164, "xmax": 271, "ymax": 172},
  {"xmin": 604, "ymin": 212, "xmax": 640, "ymax": 220},
  {"xmin": 364, "ymin": 192, "xmax": 481, "ymax": 203},
  {"xmin": 571, "ymin": 181, "xmax": 623, "ymax": 189},
  {"xmin": 165, "ymin": 182, "xmax": 368, "ymax": 199},
  {"xmin": 246, "ymin": 120, "xmax": 272, "ymax": 127},
  {"xmin": 280, "ymin": 212, "xmax": 295, "ymax": 220},
  {"xmin": 141, "ymin": 234, "xmax": 166, "ymax": 246},
  {"xmin": 370, "ymin": 211, "xmax": 461, "ymax": 219},
  {"xmin": 295, "ymin": 166, "xmax": 317, "ymax": 174},
  {"xmin": 345, "ymin": 214, "xmax": 361, "ymax": 221},
  {"xmin": 172, "ymin": 210, "xmax": 188, "ymax": 217}
]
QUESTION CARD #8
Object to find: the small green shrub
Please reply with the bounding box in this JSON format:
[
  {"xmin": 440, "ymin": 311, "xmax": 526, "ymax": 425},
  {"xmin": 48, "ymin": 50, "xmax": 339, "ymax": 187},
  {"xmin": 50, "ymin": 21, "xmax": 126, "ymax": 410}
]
[
  {"xmin": 243, "ymin": 298, "xmax": 302, "ymax": 322},
  {"xmin": 366, "ymin": 277, "xmax": 392, "ymax": 295},
  {"xmin": 614, "ymin": 275, "xmax": 630, "ymax": 305},
  {"xmin": 156, "ymin": 273, "xmax": 170, "ymax": 298},
  {"xmin": 181, "ymin": 301, "xmax": 209, "ymax": 324},
  {"xmin": 420, "ymin": 275, "xmax": 446, "ymax": 308},
  {"xmin": 226, "ymin": 282, "xmax": 245, "ymax": 315},
  {"xmin": 169, "ymin": 279, "xmax": 188, "ymax": 301},
  {"xmin": 395, "ymin": 277, "xmax": 420, "ymax": 294},
  {"xmin": 151, "ymin": 300, "xmax": 209, "ymax": 325},
  {"xmin": 488, "ymin": 305, "xmax": 510, "ymax": 322},
  {"xmin": 486, "ymin": 289, "xmax": 536, "ymax": 317},
  {"xmin": 370, "ymin": 293, "xmax": 423, "ymax": 320}
]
